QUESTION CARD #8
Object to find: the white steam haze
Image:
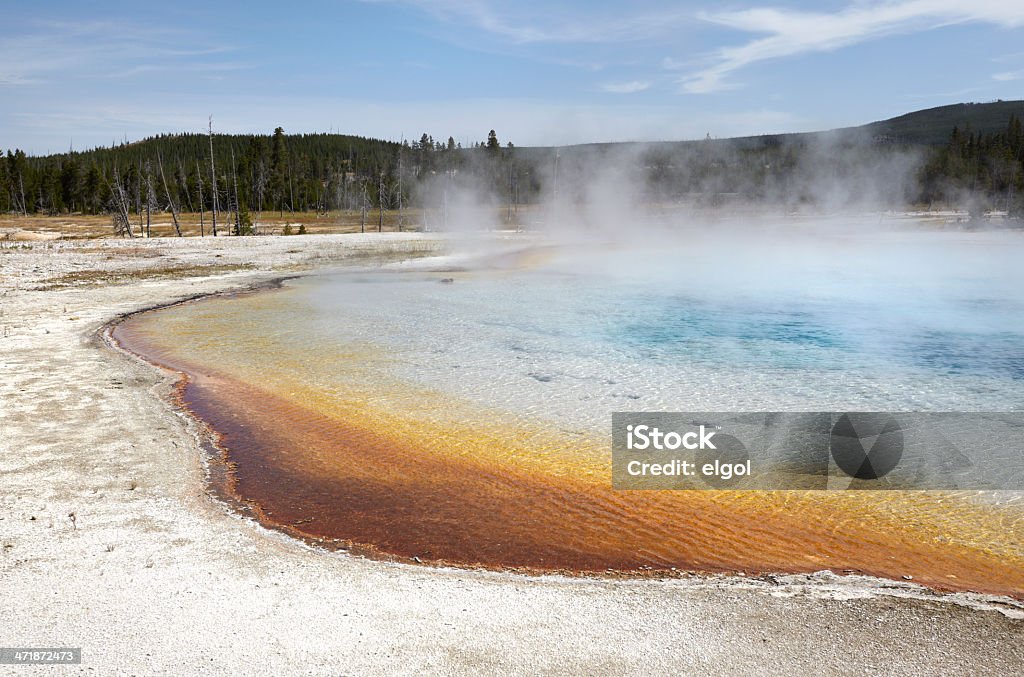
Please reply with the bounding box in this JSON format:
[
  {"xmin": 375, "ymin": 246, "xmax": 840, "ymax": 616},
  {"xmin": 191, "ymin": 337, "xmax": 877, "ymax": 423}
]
[
  {"xmin": 390, "ymin": 126, "xmax": 1024, "ymax": 407},
  {"xmin": 412, "ymin": 126, "xmax": 932, "ymax": 251}
]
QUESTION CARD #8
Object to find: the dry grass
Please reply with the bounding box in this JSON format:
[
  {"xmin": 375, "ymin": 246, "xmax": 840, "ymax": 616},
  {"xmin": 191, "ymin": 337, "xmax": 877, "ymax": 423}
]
[
  {"xmin": 0, "ymin": 210, "xmax": 431, "ymax": 240},
  {"xmin": 38, "ymin": 263, "xmax": 256, "ymax": 290},
  {"xmin": 0, "ymin": 206, "xmax": 533, "ymax": 240}
]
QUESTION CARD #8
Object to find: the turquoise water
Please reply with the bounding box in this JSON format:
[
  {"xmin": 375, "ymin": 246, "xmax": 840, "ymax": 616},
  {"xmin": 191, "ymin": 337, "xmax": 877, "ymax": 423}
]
[{"xmin": 292, "ymin": 228, "xmax": 1024, "ymax": 431}]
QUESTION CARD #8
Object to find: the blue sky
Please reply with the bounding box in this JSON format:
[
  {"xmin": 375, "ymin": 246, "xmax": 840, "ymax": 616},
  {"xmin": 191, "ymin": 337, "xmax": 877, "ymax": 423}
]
[{"xmin": 3, "ymin": 0, "xmax": 1024, "ymax": 154}]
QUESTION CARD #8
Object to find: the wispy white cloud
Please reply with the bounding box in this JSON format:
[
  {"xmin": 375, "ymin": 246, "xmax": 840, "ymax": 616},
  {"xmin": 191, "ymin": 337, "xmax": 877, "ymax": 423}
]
[
  {"xmin": 374, "ymin": 0, "xmax": 692, "ymax": 44},
  {"xmin": 110, "ymin": 62, "xmax": 251, "ymax": 79},
  {"xmin": 904, "ymin": 85, "xmax": 990, "ymax": 101},
  {"xmin": 992, "ymin": 50, "xmax": 1024, "ymax": 65},
  {"xmin": 992, "ymin": 70, "xmax": 1024, "ymax": 82},
  {"xmin": 600, "ymin": 80, "xmax": 651, "ymax": 94},
  {"xmin": 0, "ymin": 75, "xmax": 43, "ymax": 86},
  {"xmin": 0, "ymin": 20, "xmax": 238, "ymax": 86},
  {"xmin": 681, "ymin": 1, "xmax": 1024, "ymax": 94}
]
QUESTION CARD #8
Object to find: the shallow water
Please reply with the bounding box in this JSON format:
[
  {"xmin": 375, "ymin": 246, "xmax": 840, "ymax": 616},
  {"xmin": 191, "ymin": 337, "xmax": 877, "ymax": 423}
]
[{"xmin": 115, "ymin": 227, "xmax": 1024, "ymax": 595}]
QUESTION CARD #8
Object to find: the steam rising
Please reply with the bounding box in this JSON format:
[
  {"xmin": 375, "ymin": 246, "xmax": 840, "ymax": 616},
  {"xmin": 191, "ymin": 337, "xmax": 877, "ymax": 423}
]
[
  {"xmin": 391, "ymin": 130, "xmax": 1024, "ymax": 401},
  {"xmin": 416, "ymin": 128, "xmax": 936, "ymax": 248}
]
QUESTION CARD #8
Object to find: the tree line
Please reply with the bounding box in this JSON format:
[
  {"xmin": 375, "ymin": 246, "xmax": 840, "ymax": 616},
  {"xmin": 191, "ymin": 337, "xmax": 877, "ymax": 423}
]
[
  {"xmin": 1, "ymin": 128, "xmax": 403, "ymax": 218},
  {"xmin": 4, "ymin": 118, "xmax": 1024, "ymax": 233},
  {"xmin": 919, "ymin": 115, "xmax": 1024, "ymax": 216},
  {"xmin": 0, "ymin": 126, "xmax": 521, "ymax": 222}
]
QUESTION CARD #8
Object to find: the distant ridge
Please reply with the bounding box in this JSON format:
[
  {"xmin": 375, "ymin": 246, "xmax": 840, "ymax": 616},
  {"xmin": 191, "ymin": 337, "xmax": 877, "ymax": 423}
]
[
  {"xmin": 861, "ymin": 100, "xmax": 1024, "ymax": 145},
  {"xmin": 16, "ymin": 99, "xmax": 1024, "ymax": 161},
  {"xmin": 525, "ymin": 100, "xmax": 1024, "ymax": 156}
]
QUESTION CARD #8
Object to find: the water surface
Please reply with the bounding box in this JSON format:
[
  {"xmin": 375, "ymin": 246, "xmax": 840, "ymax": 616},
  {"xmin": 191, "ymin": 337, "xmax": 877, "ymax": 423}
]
[{"xmin": 115, "ymin": 227, "xmax": 1024, "ymax": 595}]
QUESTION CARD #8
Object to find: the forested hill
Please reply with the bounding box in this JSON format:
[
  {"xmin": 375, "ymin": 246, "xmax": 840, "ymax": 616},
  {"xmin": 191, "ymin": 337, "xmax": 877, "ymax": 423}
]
[
  {"xmin": 63, "ymin": 131, "xmax": 401, "ymax": 178},
  {"xmin": 2, "ymin": 129, "xmax": 403, "ymax": 216},
  {"xmin": 861, "ymin": 100, "xmax": 1024, "ymax": 145},
  {"xmin": 4, "ymin": 100, "xmax": 1024, "ymax": 221}
]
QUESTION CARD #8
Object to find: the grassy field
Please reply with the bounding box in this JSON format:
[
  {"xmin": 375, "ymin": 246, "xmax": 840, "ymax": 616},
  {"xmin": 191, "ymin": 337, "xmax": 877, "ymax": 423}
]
[
  {"xmin": 0, "ymin": 205, "xmax": 544, "ymax": 239},
  {"xmin": 0, "ymin": 209, "xmax": 448, "ymax": 239}
]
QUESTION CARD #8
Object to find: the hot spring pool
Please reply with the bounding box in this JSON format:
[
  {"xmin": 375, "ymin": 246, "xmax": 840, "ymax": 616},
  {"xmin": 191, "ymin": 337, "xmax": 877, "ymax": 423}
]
[{"xmin": 114, "ymin": 227, "xmax": 1024, "ymax": 595}]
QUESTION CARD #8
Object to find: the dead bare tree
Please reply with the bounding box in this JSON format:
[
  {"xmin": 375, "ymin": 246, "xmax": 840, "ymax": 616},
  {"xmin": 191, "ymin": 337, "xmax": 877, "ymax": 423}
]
[
  {"xmin": 230, "ymin": 147, "xmax": 241, "ymax": 235},
  {"xmin": 397, "ymin": 143, "xmax": 404, "ymax": 232},
  {"xmin": 360, "ymin": 181, "xmax": 369, "ymax": 233},
  {"xmin": 208, "ymin": 115, "xmax": 218, "ymax": 236},
  {"xmin": 158, "ymin": 152, "xmax": 183, "ymax": 236},
  {"xmin": 255, "ymin": 159, "xmax": 266, "ymax": 223},
  {"xmin": 378, "ymin": 171, "xmax": 386, "ymax": 232},
  {"xmin": 108, "ymin": 166, "xmax": 135, "ymax": 238},
  {"xmin": 143, "ymin": 160, "xmax": 157, "ymax": 238},
  {"xmin": 17, "ymin": 172, "xmax": 27, "ymax": 216},
  {"xmin": 135, "ymin": 160, "xmax": 143, "ymax": 227},
  {"xmin": 196, "ymin": 160, "xmax": 205, "ymax": 237},
  {"xmin": 288, "ymin": 158, "xmax": 296, "ymax": 213}
]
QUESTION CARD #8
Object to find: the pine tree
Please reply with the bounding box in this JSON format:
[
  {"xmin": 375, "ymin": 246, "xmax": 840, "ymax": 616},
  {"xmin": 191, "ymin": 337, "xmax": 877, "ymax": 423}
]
[{"xmin": 270, "ymin": 126, "xmax": 288, "ymax": 215}]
